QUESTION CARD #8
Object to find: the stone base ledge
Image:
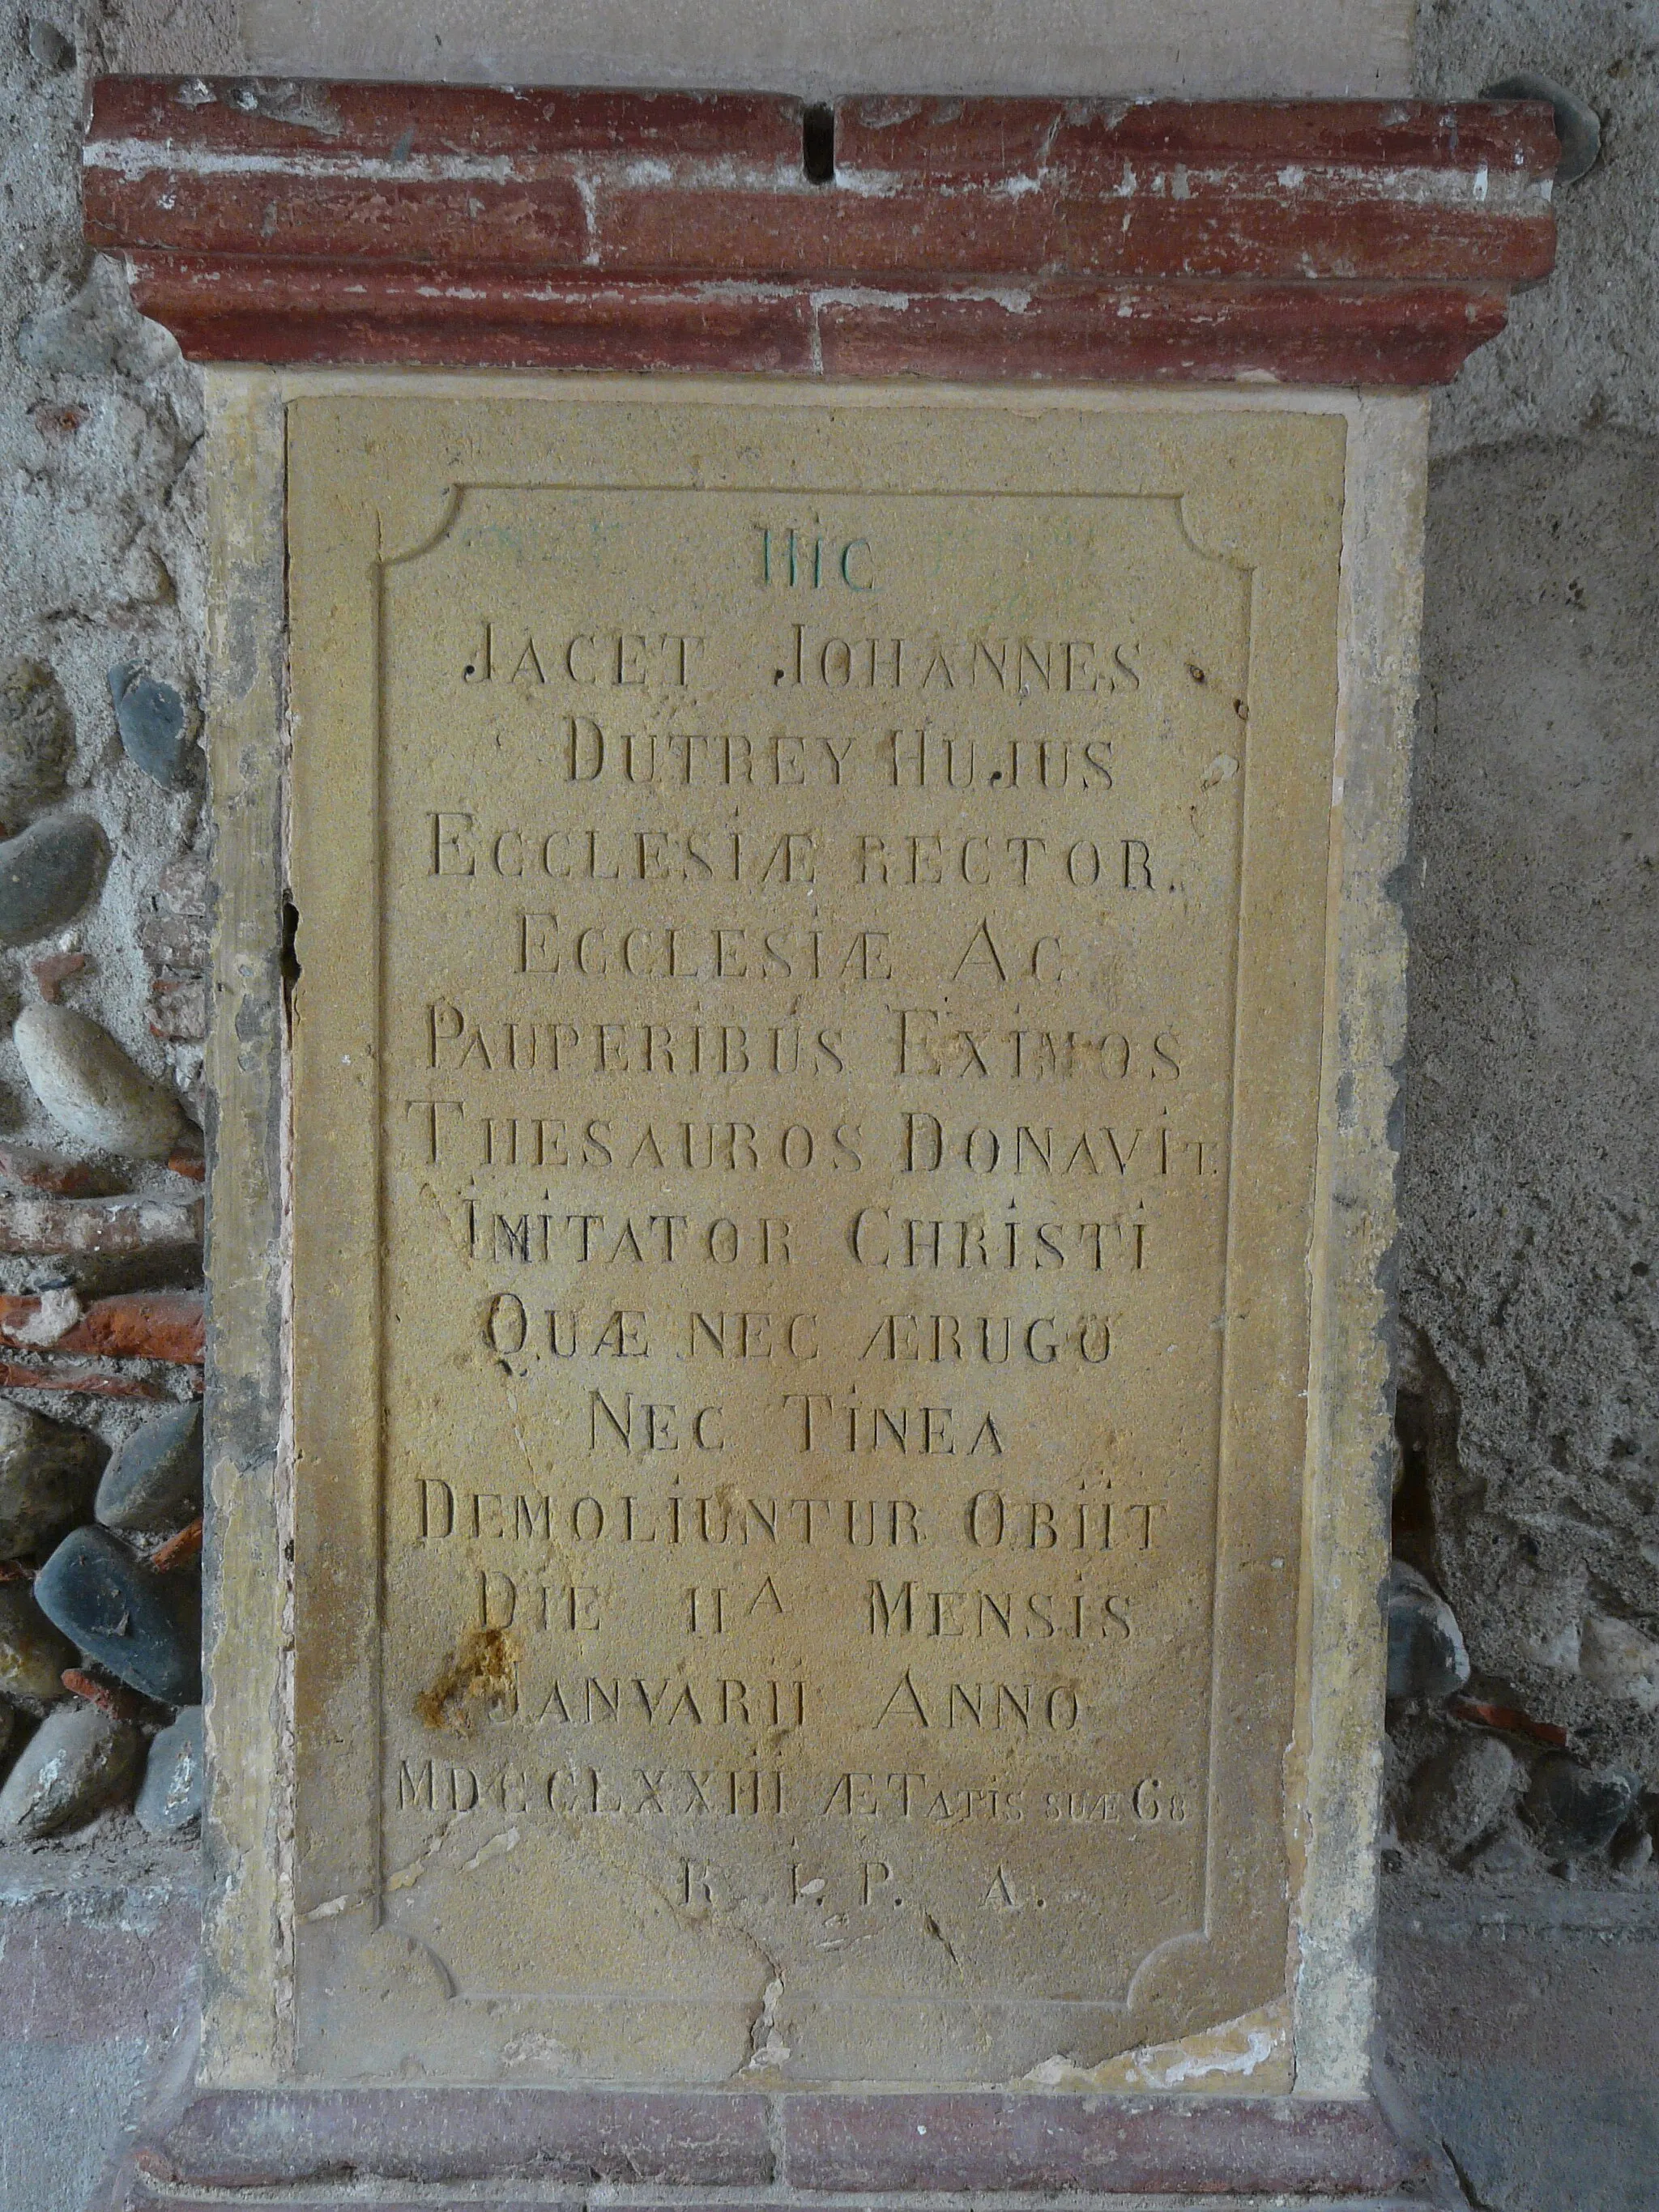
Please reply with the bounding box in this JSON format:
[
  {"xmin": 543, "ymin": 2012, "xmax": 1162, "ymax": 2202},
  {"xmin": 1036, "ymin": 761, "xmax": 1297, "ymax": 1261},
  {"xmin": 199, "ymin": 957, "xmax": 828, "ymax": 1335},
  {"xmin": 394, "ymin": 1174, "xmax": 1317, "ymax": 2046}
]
[
  {"xmin": 115, "ymin": 2181, "xmax": 1445, "ymax": 2210},
  {"xmin": 109, "ymin": 2082, "xmax": 1442, "ymax": 2210}
]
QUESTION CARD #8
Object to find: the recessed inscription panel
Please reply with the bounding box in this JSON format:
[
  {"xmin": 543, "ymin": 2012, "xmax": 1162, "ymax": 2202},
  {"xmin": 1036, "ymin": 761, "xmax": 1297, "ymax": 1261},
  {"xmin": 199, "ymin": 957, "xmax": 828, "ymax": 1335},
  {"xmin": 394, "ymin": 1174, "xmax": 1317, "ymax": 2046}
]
[{"xmin": 288, "ymin": 397, "xmax": 1346, "ymax": 2084}]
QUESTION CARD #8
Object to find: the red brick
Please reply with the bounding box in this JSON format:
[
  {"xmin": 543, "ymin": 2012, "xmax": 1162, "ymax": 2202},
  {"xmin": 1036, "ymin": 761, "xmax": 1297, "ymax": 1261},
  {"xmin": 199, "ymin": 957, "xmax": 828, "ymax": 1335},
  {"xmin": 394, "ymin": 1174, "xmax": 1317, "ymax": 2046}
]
[
  {"xmin": 780, "ymin": 2088, "xmax": 1423, "ymax": 2194},
  {"xmin": 830, "ymin": 91, "xmax": 1558, "ymax": 173},
  {"xmin": 816, "ymin": 283, "xmax": 1512, "ymax": 387},
  {"xmin": 89, "ymin": 75, "xmax": 800, "ymax": 164},
  {"xmin": 0, "ymin": 1140, "xmax": 107, "ymax": 1196},
  {"xmin": 0, "ymin": 1193, "xmax": 201, "ymax": 1257},
  {"xmin": 147, "ymin": 2087, "xmax": 775, "ymax": 2189},
  {"xmin": 0, "ymin": 1289, "xmax": 203, "ymax": 1362},
  {"xmin": 127, "ymin": 2082, "xmax": 1423, "ymax": 2200},
  {"xmin": 83, "ymin": 80, "xmax": 1557, "ymax": 387},
  {"xmin": 147, "ymin": 974, "xmax": 207, "ymax": 1042},
  {"xmin": 124, "ymin": 261, "xmax": 818, "ymax": 374}
]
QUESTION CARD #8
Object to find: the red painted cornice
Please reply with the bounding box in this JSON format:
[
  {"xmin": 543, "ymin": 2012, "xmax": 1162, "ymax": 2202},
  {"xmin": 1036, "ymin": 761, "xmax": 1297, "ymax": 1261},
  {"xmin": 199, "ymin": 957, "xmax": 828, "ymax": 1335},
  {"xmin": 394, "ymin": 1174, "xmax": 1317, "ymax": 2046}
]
[{"xmin": 83, "ymin": 79, "xmax": 1558, "ymax": 385}]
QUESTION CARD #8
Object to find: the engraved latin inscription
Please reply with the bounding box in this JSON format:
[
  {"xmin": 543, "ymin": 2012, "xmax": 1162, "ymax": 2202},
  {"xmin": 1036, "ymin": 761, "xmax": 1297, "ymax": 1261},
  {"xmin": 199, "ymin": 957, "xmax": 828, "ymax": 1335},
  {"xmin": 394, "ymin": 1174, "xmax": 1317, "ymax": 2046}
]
[
  {"xmin": 291, "ymin": 402, "xmax": 1342, "ymax": 2081},
  {"xmin": 382, "ymin": 484, "xmax": 1239, "ymax": 1997}
]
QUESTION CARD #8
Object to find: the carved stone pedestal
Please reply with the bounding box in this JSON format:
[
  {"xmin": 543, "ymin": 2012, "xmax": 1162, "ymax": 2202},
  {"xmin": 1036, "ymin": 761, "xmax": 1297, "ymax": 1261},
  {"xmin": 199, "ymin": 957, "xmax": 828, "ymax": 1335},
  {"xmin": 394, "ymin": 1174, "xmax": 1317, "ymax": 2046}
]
[{"xmin": 86, "ymin": 78, "xmax": 1551, "ymax": 2212}]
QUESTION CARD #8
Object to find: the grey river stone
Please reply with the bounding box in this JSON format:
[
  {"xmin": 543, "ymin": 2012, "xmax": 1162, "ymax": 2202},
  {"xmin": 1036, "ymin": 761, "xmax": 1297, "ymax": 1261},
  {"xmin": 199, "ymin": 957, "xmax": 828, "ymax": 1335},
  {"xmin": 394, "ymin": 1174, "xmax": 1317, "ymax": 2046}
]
[
  {"xmin": 0, "ymin": 1698, "xmax": 143, "ymax": 1839},
  {"xmin": 32, "ymin": 1524, "xmax": 200, "ymax": 1707},
  {"xmin": 13, "ymin": 1004, "xmax": 186, "ymax": 1159},
  {"xmin": 96, "ymin": 1401, "xmax": 202, "ymax": 1536},
  {"xmin": 0, "ymin": 1582, "xmax": 75, "ymax": 1710},
  {"xmin": 0, "ymin": 814, "xmax": 106, "ymax": 945},
  {"xmin": 0, "ymin": 1399, "xmax": 104, "ymax": 1558},
  {"xmin": 135, "ymin": 1703, "xmax": 203, "ymax": 1834}
]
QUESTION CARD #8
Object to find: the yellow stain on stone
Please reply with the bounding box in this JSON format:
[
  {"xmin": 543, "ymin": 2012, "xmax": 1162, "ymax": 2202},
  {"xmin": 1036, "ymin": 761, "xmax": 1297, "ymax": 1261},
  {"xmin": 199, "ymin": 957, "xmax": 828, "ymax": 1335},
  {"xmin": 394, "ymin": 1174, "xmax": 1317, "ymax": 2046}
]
[{"xmin": 413, "ymin": 1625, "xmax": 519, "ymax": 1734}]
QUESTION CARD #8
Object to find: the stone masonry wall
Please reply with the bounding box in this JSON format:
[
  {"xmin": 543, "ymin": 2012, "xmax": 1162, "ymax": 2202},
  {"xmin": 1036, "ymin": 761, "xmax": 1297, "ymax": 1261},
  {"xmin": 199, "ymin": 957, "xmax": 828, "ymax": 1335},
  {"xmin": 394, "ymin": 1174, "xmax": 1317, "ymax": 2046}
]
[
  {"xmin": 1386, "ymin": 0, "xmax": 1659, "ymax": 1883},
  {"xmin": 0, "ymin": 0, "xmax": 1653, "ymax": 2108},
  {"xmin": 0, "ymin": 0, "xmax": 224, "ymax": 1869}
]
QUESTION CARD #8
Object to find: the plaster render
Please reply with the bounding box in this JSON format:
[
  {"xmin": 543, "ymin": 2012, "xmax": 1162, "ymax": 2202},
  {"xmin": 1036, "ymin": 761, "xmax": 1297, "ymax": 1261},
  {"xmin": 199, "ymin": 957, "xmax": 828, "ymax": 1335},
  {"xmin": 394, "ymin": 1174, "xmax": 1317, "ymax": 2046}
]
[
  {"xmin": 99, "ymin": 0, "xmax": 1415, "ymax": 97},
  {"xmin": 1419, "ymin": 0, "xmax": 1659, "ymax": 458},
  {"xmin": 1397, "ymin": 429, "xmax": 1659, "ymax": 1788}
]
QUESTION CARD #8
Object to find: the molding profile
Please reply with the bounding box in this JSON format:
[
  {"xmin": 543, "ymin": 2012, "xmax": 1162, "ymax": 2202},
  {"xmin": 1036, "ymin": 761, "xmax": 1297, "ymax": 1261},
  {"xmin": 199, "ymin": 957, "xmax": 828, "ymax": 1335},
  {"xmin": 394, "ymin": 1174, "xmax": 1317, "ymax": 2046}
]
[{"xmin": 85, "ymin": 79, "xmax": 1557, "ymax": 385}]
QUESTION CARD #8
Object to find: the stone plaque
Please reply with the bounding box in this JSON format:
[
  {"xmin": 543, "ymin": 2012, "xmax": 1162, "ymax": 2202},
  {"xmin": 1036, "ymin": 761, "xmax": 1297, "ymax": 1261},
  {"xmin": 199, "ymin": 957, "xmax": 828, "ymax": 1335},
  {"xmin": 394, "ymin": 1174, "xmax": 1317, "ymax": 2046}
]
[{"xmin": 286, "ymin": 394, "xmax": 1346, "ymax": 2084}]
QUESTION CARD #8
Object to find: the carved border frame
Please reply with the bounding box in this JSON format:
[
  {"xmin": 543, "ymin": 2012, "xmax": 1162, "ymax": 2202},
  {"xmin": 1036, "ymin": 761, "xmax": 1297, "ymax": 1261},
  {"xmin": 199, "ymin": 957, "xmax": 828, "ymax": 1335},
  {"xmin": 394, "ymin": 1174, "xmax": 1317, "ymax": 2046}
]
[{"xmin": 202, "ymin": 373, "xmax": 1420, "ymax": 2123}]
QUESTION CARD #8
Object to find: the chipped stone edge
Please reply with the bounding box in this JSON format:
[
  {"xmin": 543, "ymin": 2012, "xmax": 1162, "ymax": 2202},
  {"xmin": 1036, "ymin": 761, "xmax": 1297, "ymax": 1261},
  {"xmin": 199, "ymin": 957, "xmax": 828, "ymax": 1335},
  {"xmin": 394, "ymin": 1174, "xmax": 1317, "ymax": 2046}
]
[
  {"xmin": 1290, "ymin": 393, "xmax": 1427, "ymax": 2097},
  {"xmin": 1021, "ymin": 1997, "xmax": 1292, "ymax": 2095},
  {"xmin": 199, "ymin": 369, "xmax": 292, "ymax": 2084}
]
